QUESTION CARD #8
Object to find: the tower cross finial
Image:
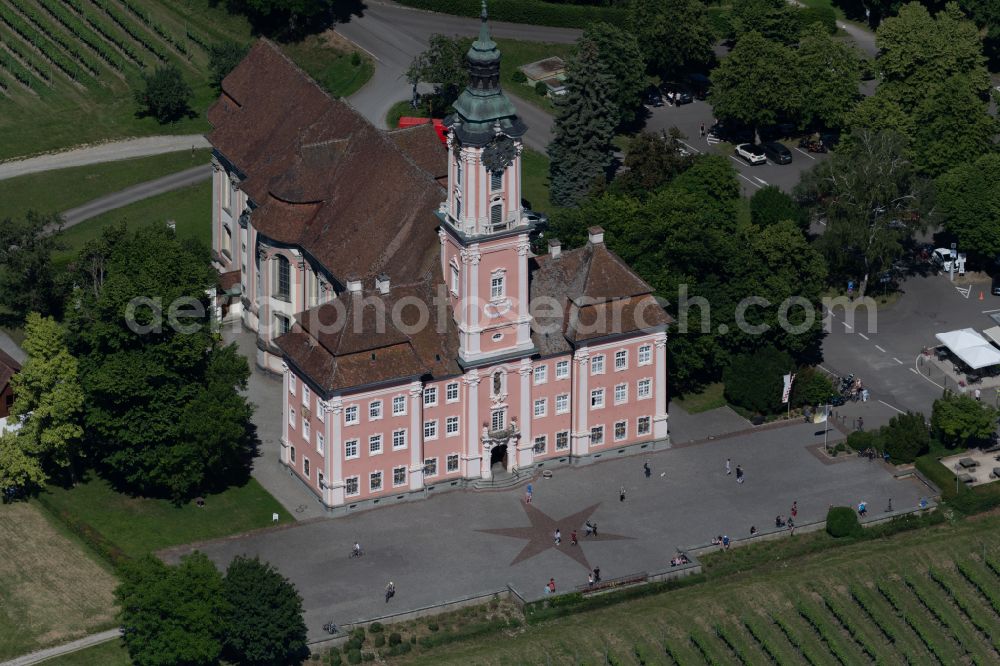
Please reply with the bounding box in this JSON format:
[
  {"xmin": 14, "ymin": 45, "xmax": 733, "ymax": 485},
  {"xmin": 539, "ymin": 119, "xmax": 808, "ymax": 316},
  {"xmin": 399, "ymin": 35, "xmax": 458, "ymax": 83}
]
[{"xmin": 481, "ymin": 0, "xmax": 488, "ymax": 21}]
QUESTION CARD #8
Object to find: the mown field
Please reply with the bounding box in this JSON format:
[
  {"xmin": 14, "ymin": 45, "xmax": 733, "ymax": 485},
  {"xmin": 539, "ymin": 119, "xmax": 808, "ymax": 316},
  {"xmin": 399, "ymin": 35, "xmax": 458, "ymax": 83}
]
[
  {"xmin": 392, "ymin": 513, "xmax": 1000, "ymax": 665},
  {"xmin": 0, "ymin": 0, "xmax": 370, "ymax": 160}
]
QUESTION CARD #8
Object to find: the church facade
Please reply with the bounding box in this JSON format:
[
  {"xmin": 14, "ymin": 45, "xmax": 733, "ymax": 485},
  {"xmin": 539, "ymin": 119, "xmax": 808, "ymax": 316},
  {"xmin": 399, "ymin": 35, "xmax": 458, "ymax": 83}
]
[{"xmin": 207, "ymin": 11, "xmax": 671, "ymax": 512}]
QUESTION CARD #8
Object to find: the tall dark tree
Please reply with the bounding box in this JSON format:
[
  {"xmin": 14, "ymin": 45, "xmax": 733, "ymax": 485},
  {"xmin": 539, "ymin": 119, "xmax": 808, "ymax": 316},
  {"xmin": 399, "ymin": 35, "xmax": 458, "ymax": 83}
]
[
  {"xmin": 134, "ymin": 64, "xmax": 193, "ymax": 123},
  {"xmin": 117, "ymin": 553, "xmax": 227, "ymax": 666},
  {"xmin": 911, "ymin": 73, "xmax": 998, "ymax": 176},
  {"xmin": 611, "ymin": 128, "xmax": 694, "ymax": 197},
  {"xmin": 796, "ymin": 23, "xmax": 862, "ymax": 130},
  {"xmin": 222, "ymin": 556, "xmax": 309, "ymax": 666},
  {"xmin": 626, "ymin": 0, "xmax": 715, "ymax": 77},
  {"xmin": 730, "ymin": 0, "xmax": 802, "ymax": 44},
  {"xmin": 579, "ymin": 22, "xmax": 646, "ymax": 127},
  {"xmin": 0, "ymin": 211, "xmax": 64, "ymax": 325},
  {"xmin": 227, "ymin": 0, "xmax": 349, "ymax": 39},
  {"xmin": 548, "ymin": 39, "xmax": 618, "ymax": 206},
  {"xmin": 208, "ymin": 41, "xmax": 251, "ymax": 91},
  {"xmin": 937, "ymin": 153, "xmax": 1000, "ymax": 263},
  {"xmin": 405, "ymin": 34, "xmax": 472, "ymax": 116},
  {"xmin": 66, "ymin": 225, "xmax": 256, "ymax": 500},
  {"xmin": 749, "ymin": 185, "xmax": 808, "ymax": 232}
]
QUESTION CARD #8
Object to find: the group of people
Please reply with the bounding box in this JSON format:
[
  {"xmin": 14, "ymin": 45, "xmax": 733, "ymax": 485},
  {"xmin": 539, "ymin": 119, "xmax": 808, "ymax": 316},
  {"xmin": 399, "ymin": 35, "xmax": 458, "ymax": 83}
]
[
  {"xmin": 552, "ymin": 528, "xmax": 581, "ymax": 546},
  {"xmin": 725, "ymin": 458, "xmax": 745, "ymax": 484},
  {"xmin": 670, "ymin": 553, "xmax": 690, "ymax": 567}
]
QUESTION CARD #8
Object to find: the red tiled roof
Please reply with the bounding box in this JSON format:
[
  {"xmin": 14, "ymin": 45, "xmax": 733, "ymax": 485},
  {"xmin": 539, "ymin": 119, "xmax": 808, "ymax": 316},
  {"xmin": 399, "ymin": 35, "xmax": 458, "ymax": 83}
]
[{"xmin": 388, "ymin": 123, "xmax": 448, "ymax": 179}]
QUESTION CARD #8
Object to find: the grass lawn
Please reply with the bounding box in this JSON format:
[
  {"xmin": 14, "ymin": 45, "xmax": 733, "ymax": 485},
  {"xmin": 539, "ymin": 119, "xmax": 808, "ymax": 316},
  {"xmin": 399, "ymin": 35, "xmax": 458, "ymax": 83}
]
[
  {"xmin": 1, "ymin": 149, "xmax": 211, "ymax": 220},
  {"xmin": 40, "ymin": 639, "xmax": 131, "ymax": 666},
  {"xmin": 392, "ymin": 513, "xmax": 1000, "ymax": 664},
  {"xmin": 38, "ymin": 475, "xmax": 292, "ymax": 559},
  {"xmin": 521, "ymin": 148, "xmax": 557, "ymax": 215},
  {"xmin": 674, "ymin": 382, "xmax": 728, "ymax": 414},
  {"xmin": 278, "ymin": 33, "xmax": 373, "ymax": 99},
  {"xmin": 386, "ymin": 99, "xmax": 426, "ymax": 129},
  {"xmin": 496, "ymin": 38, "xmax": 574, "ymax": 115},
  {"xmin": 54, "ymin": 178, "xmax": 211, "ymax": 265},
  {"xmin": 798, "ymin": 0, "xmax": 847, "ymax": 20},
  {"xmin": 0, "ymin": 502, "xmax": 118, "ymax": 661}
]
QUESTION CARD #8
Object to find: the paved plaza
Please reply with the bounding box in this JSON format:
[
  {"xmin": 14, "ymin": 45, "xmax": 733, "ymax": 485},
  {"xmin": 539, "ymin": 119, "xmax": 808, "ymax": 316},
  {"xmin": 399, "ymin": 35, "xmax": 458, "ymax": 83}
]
[{"xmin": 164, "ymin": 418, "xmax": 929, "ymax": 640}]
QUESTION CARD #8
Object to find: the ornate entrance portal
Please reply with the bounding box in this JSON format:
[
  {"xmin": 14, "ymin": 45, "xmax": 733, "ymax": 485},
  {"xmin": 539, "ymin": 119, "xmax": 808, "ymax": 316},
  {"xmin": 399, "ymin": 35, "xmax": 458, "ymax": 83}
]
[
  {"xmin": 480, "ymin": 421, "xmax": 520, "ymax": 479},
  {"xmin": 490, "ymin": 443, "xmax": 508, "ymax": 471}
]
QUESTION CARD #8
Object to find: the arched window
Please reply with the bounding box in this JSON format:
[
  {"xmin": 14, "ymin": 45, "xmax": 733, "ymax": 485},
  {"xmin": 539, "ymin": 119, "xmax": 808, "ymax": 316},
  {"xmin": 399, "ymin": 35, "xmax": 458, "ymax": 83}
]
[
  {"xmin": 490, "ymin": 202, "xmax": 503, "ymax": 230},
  {"xmin": 275, "ymin": 255, "xmax": 290, "ymax": 301},
  {"xmin": 490, "ymin": 169, "xmax": 503, "ymax": 191}
]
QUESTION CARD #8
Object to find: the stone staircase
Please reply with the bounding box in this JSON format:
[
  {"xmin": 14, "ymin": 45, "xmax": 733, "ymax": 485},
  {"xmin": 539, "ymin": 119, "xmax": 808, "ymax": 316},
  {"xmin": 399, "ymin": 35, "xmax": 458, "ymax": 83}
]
[{"xmin": 470, "ymin": 468, "xmax": 533, "ymax": 491}]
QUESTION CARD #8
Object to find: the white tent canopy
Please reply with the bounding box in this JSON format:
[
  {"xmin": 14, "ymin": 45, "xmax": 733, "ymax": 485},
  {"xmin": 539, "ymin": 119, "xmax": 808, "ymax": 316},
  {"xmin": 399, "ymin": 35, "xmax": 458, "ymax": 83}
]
[{"xmin": 935, "ymin": 328, "xmax": 1000, "ymax": 370}]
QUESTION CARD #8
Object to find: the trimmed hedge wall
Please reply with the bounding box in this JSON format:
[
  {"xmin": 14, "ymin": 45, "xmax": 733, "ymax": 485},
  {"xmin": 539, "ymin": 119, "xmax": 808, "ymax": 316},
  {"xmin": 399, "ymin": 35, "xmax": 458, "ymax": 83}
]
[
  {"xmin": 914, "ymin": 452, "xmax": 1000, "ymax": 516},
  {"xmin": 395, "ymin": 0, "xmax": 625, "ymax": 29},
  {"xmin": 35, "ymin": 492, "xmax": 130, "ymax": 568}
]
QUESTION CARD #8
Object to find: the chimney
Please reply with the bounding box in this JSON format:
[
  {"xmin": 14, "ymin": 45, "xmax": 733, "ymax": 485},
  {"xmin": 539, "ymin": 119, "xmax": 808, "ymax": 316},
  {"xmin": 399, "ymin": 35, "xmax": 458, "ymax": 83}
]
[
  {"xmin": 588, "ymin": 227, "xmax": 604, "ymax": 245},
  {"xmin": 375, "ymin": 274, "xmax": 390, "ymax": 295},
  {"xmin": 346, "ymin": 275, "xmax": 362, "ymax": 294},
  {"xmin": 548, "ymin": 239, "xmax": 562, "ymax": 259}
]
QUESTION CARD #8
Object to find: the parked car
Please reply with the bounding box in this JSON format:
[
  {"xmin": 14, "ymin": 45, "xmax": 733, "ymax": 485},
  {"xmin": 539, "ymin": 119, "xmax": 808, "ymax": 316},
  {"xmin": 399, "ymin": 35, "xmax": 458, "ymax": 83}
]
[
  {"xmin": 762, "ymin": 141, "xmax": 792, "ymax": 164},
  {"xmin": 644, "ymin": 88, "xmax": 663, "ymax": 107},
  {"xmin": 932, "ymin": 247, "xmax": 956, "ymax": 272},
  {"xmin": 709, "ymin": 122, "xmax": 753, "ymax": 144},
  {"xmin": 992, "ymin": 274, "xmax": 1000, "ymax": 296},
  {"xmin": 522, "ymin": 208, "xmax": 549, "ymax": 227},
  {"xmin": 684, "ymin": 73, "xmax": 711, "ymax": 100},
  {"xmin": 735, "ymin": 143, "xmax": 766, "ymax": 165}
]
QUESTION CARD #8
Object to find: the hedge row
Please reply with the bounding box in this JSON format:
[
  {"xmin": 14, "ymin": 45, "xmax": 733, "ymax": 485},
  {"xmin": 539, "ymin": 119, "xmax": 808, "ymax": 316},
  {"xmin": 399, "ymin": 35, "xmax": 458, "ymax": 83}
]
[
  {"xmin": 914, "ymin": 453, "xmax": 1000, "ymax": 516},
  {"xmin": 395, "ymin": 0, "xmax": 624, "ymax": 29},
  {"xmin": 35, "ymin": 492, "xmax": 130, "ymax": 568},
  {"xmin": 523, "ymin": 574, "xmax": 706, "ymax": 624}
]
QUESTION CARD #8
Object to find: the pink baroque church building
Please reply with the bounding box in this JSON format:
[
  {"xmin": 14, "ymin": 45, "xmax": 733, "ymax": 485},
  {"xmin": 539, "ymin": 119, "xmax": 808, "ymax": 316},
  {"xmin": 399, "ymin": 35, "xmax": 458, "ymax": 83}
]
[{"xmin": 207, "ymin": 8, "xmax": 671, "ymax": 513}]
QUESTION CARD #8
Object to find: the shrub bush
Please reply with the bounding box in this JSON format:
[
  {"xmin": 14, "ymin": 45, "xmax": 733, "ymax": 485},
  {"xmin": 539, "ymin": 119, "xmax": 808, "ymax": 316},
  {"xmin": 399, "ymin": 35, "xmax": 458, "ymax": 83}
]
[
  {"xmin": 723, "ymin": 346, "xmax": 793, "ymax": 415},
  {"xmin": 388, "ymin": 632, "xmax": 401, "ymax": 646},
  {"xmin": 427, "ymin": 622, "xmax": 439, "ymax": 632},
  {"xmin": 534, "ymin": 81, "xmax": 548, "ymax": 96},
  {"xmin": 512, "ymin": 69, "xmax": 527, "ymax": 83},
  {"xmin": 368, "ymin": 622, "xmax": 383, "ymax": 633},
  {"xmin": 394, "ymin": 0, "xmax": 625, "ymax": 28},
  {"xmin": 846, "ymin": 430, "xmax": 879, "ymax": 452},
  {"xmin": 826, "ymin": 506, "xmax": 862, "ymax": 538},
  {"xmin": 790, "ymin": 367, "xmax": 836, "ymax": 408},
  {"xmin": 350, "ymin": 51, "xmax": 361, "ymax": 66},
  {"xmin": 346, "ymin": 649, "xmax": 361, "ymax": 665},
  {"xmin": 373, "ymin": 634, "xmax": 385, "ymax": 647},
  {"xmin": 881, "ymin": 411, "xmax": 929, "ymax": 463}
]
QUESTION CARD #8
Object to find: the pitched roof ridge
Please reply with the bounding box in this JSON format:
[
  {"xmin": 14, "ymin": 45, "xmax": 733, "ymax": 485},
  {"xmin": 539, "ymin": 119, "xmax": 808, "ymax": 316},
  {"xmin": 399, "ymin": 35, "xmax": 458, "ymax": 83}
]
[{"xmin": 592, "ymin": 242, "xmax": 655, "ymax": 295}]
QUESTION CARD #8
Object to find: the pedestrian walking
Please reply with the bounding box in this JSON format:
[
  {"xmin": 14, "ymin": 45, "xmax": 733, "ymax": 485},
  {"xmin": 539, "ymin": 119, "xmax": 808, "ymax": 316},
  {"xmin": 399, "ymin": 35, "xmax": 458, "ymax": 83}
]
[
  {"xmin": 385, "ymin": 581, "xmax": 395, "ymax": 603},
  {"xmin": 975, "ymin": 388, "xmax": 982, "ymax": 401},
  {"xmin": 620, "ymin": 485, "xmax": 626, "ymax": 502},
  {"xmin": 643, "ymin": 460, "xmax": 651, "ymax": 478},
  {"xmin": 726, "ymin": 458, "xmax": 732, "ymax": 475},
  {"xmin": 525, "ymin": 483, "xmax": 533, "ymax": 504},
  {"xmin": 593, "ymin": 566, "xmax": 601, "ymax": 583},
  {"xmin": 584, "ymin": 520, "xmax": 595, "ymax": 537},
  {"xmin": 700, "ymin": 121, "xmax": 706, "ymax": 138},
  {"xmin": 790, "ymin": 501, "xmax": 798, "ymax": 519},
  {"xmin": 592, "ymin": 522, "xmax": 599, "ymax": 536},
  {"xmin": 858, "ymin": 417, "xmax": 864, "ymax": 432},
  {"xmin": 588, "ymin": 572, "xmax": 595, "ymax": 587},
  {"xmin": 548, "ymin": 578, "xmax": 556, "ymax": 595},
  {"xmin": 571, "ymin": 530, "xmax": 578, "ymax": 546},
  {"xmin": 750, "ymin": 525, "xmax": 757, "ymax": 536},
  {"xmin": 722, "ymin": 535, "xmax": 730, "ymax": 550},
  {"xmin": 885, "ymin": 498, "xmax": 893, "ymax": 512},
  {"xmin": 735, "ymin": 465, "xmax": 744, "ymax": 484},
  {"xmin": 554, "ymin": 528, "xmax": 561, "ymax": 546}
]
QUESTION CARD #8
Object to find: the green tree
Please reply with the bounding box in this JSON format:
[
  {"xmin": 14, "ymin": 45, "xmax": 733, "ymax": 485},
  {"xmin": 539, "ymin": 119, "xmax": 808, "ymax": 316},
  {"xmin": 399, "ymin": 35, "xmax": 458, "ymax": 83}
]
[
  {"xmin": 937, "ymin": 153, "xmax": 1000, "ymax": 263},
  {"xmin": 117, "ymin": 553, "xmax": 227, "ymax": 666},
  {"xmin": 790, "ymin": 367, "xmax": 836, "ymax": 408},
  {"xmin": 826, "ymin": 506, "xmax": 862, "ymax": 538},
  {"xmin": 405, "ymin": 34, "xmax": 471, "ymax": 117},
  {"xmin": 227, "ymin": 0, "xmax": 344, "ymax": 38},
  {"xmin": 911, "ymin": 74, "xmax": 998, "ymax": 176},
  {"xmin": 66, "ymin": 225, "xmax": 256, "ymax": 500},
  {"xmin": 9, "ymin": 313, "xmax": 84, "ymax": 475},
  {"xmin": 881, "ymin": 411, "xmax": 930, "ymax": 462},
  {"xmin": 0, "ymin": 431, "xmax": 46, "ymax": 499},
  {"xmin": 548, "ymin": 39, "xmax": 618, "ymax": 206},
  {"xmin": 610, "ymin": 128, "xmax": 694, "ymax": 197},
  {"xmin": 846, "ymin": 95, "xmax": 916, "ymax": 146},
  {"xmin": 580, "ymin": 22, "xmax": 646, "ymax": 127},
  {"xmin": 796, "ymin": 23, "xmax": 862, "ymax": 130},
  {"xmin": 626, "ymin": 0, "xmax": 715, "ymax": 77},
  {"xmin": 931, "ymin": 391, "xmax": 999, "ymax": 449},
  {"xmin": 709, "ymin": 31, "xmax": 801, "ymax": 141},
  {"xmin": 0, "ymin": 211, "xmax": 64, "ymax": 325},
  {"xmin": 208, "ymin": 41, "xmax": 250, "ymax": 91},
  {"xmin": 134, "ymin": 64, "xmax": 193, "ymax": 123},
  {"xmin": 749, "ymin": 185, "xmax": 808, "ymax": 231},
  {"xmin": 222, "ymin": 556, "xmax": 308, "ymax": 666},
  {"xmin": 723, "ymin": 346, "xmax": 794, "ymax": 415},
  {"xmin": 731, "ymin": 0, "xmax": 802, "ymax": 44},
  {"xmin": 796, "ymin": 129, "xmax": 926, "ymax": 292}
]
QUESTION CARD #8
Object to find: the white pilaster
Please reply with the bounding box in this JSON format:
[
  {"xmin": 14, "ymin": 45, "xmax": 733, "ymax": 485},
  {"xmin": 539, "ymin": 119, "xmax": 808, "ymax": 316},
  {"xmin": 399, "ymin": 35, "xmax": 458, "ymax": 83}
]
[
  {"xmin": 518, "ymin": 358, "xmax": 533, "ymax": 468},
  {"xmin": 464, "ymin": 370, "xmax": 482, "ymax": 478},
  {"xmin": 653, "ymin": 333, "xmax": 669, "ymax": 440},
  {"xmin": 572, "ymin": 350, "xmax": 590, "ymax": 455},
  {"xmin": 409, "ymin": 382, "xmax": 425, "ymax": 490},
  {"xmin": 280, "ymin": 362, "xmax": 290, "ymax": 463},
  {"xmin": 326, "ymin": 398, "xmax": 344, "ymax": 506},
  {"xmin": 516, "ymin": 236, "xmax": 532, "ymax": 346}
]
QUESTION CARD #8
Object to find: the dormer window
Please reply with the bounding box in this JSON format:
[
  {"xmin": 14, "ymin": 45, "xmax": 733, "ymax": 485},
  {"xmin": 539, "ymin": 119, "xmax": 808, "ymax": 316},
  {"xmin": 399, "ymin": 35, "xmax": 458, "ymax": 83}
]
[{"xmin": 490, "ymin": 169, "xmax": 503, "ymax": 191}]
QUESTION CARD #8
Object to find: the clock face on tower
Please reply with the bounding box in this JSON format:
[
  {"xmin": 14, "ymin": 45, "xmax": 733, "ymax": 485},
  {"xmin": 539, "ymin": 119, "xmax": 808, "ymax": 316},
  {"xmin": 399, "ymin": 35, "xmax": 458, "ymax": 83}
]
[{"xmin": 481, "ymin": 134, "xmax": 516, "ymax": 173}]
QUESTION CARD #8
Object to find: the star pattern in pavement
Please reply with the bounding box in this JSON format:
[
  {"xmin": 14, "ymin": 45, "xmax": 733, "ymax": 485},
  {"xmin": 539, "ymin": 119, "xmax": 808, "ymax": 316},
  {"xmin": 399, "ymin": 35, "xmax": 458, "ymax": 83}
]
[{"xmin": 478, "ymin": 502, "xmax": 632, "ymax": 569}]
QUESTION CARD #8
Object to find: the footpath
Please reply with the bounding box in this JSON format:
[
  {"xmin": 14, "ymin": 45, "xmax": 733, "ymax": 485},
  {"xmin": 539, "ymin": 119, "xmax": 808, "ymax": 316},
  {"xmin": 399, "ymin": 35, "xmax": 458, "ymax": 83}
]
[{"xmin": 0, "ymin": 629, "xmax": 121, "ymax": 666}]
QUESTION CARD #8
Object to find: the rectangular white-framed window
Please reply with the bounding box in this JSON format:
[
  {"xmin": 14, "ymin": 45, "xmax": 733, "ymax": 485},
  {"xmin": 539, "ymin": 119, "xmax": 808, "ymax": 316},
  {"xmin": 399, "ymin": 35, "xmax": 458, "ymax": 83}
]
[
  {"xmin": 490, "ymin": 272, "xmax": 505, "ymax": 300},
  {"xmin": 446, "ymin": 416, "xmax": 460, "ymax": 436},
  {"xmin": 556, "ymin": 360, "xmax": 570, "ymax": 379},
  {"xmin": 424, "ymin": 457, "xmax": 438, "ymax": 477},
  {"xmin": 302, "ymin": 418, "xmax": 311, "ymax": 440},
  {"xmin": 591, "ymin": 355, "xmax": 605, "ymax": 375},
  {"xmin": 316, "ymin": 402, "xmax": 325, "ymax": 423},
  {"xmin": 638, "ymin": 416, "xmax": 651, "ymax": 436},
  {"xmin": 344, "ymin": 405, "xmax": 359, "ymax": 425},
  {"xmin": 275, "ymin": 313, "xmax": 291, "ymax": 335},
  {"xmin": 392, "ymin": 428, "xmax": 407, "ymax": 450},
  {"xmin": 590, "ymin": 388, "xmax": 605, "ymax": 409},
  {"xmin": 424, "ymin": 387, "xmax": 437, "ymax": 406},
  {"xmin": 491, "ymin": 409, "xmax": 505, "ymax": 432},
  {"xmin": 369, "ymin": 400, "xmax": 383, "ymax": 420},
  {"xmin": 533, "ymin": 398, "xmax": 546, "ymax": 418},
  {"xmin": 638, "ymin": 344, "xmax": 652, "ymax": 365},
  {"xmin": 289, "ymin": 373, "xmax": 296, "ymax": 395},
  {"xmin": 344, "ymin": 439, "xmax": 359, "ymax": 459},
  {"xmin": 392, "ymin": 395, "xmax": 406, "ymax": 416},
  {"xmin": 392, "ymin": 465, "xmax": 407, "ymax": 487},
  {"xmin": 533, "ymin": 365, "xmax": 547, "ymax": 385},
  {"xmin": 369, "ymin": 434, "xmax": 383, "ymax": 455},
  {"xmin": 222, "ymin": 173, "xmax": 233, "ymax": 210},
  {"xmin": 447, "ymin": 453, "xmax": 459, "ymax": 472},
  {"xmin": 450, "ymin": 264, "xmax": 460, "ymax": 295},
  {"xmin": 424, "ymin": 420, "xmax": 438, "ymax": 440},
  {"xmin": 302, "ymin": 384, "xmax": 310, "ymax": 407},
  {"xmin": 638, "ymin": 378, "xmax": 652, "ymax": 399},
  {"xmin": 614, "ymin": 383, "xmax": 628, "ymax": 405},
  {"xmin": 614, "ymin": 420, "xmax": 627, "ymax": 441},
  {"xmin": 533, "ymin": 435, "xmax": 546, "ymax": 454},
  {"xmin": 556, "ymin": 430, "xmax": 570, "ymax": 450},
  {"xmin": 555, "ymin": 393, "xmax": 570, "ymax": 414},
  {"xmin": 317, "ymin": 433, "xmax": 325, "ymax": 456},
  {"xmin": 446, "ymin": 382, "xmax": 459, "ymax": 402},
  {"xmin": 590, "ymin": 425, "xmax": 604, "ymax": 445},
  {"xmin": 345, "ymin": 475, "xmax": 360, "ymax": 496},
  {"xmin": 615, "ymin": 350, "xmax": 628, "ymax": 371},
  {"xmin": 289, "ymin": 407, "xmax": 296, "ymax": 429},
  {"xmin": 289, "ymin": 445, "xmax": 296, "ymax": 464},
  {"xmin": 303, "ymin": 457, "xmax": 310, "ymax": 478},
  {"xmin": 369, "ymin": 471, "xmax": 383, "ymax": 493}
]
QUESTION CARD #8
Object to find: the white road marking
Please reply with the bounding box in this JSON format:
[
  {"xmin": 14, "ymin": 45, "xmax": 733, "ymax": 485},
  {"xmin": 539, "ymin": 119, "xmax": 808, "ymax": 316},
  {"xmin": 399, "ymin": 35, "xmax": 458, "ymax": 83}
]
[
  {"xmin": 793, "ymin": 146, "xmax": 816, "ymax": 160},
  {"xmin": 879, "ymin": 400, "xmax": 905, "ymax": 415},
  {"xmin": 858, "ymin": 333, "xmax": 869, "ymax": 340},
  {"xmin": 893, "ymin": 357, "xmax": 903, "ymax": 364},
  {"xmin": 982, "ymin": 308, "xmax": 1000, "ymax": 314},
  {"xmin": 956, "ymin": 285, "xmax": 971, "ymax": 299},
  {"xmin": 678, "ymin": 140, "xmax": 702, "ymax": 155},
  {"xmin": 754, "ymin": 176, "xmax": 769, "ymax": 185},
  {"xmin": 842, "ymin": 321, "xmax": 853, "ymax": 331},
  {"xmin": 913, "ymin": 355, "xmax": 947, "ymax": 390},
  {"xmin": 736, "ymin": 172, "xmax": 762, "ymax": 189},
  {"xmin": 910, "ymin": 368, "xmax": 919, "ymax": 375},
  {"xmin": 874, "ymin": 344, "xmax": 886, "ymax": 353},
  {"xmin": 706, "ymin": 136, "xmax": 720, "ymax": 145}
]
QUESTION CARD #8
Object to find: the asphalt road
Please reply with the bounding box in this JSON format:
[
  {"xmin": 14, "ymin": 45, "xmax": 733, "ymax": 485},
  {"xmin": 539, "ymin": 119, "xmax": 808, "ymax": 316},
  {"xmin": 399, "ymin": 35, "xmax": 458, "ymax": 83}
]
[{"xmin": 0, "ymin": 135, "xmax": 209, "ymax": 179}]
